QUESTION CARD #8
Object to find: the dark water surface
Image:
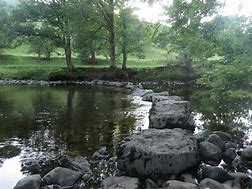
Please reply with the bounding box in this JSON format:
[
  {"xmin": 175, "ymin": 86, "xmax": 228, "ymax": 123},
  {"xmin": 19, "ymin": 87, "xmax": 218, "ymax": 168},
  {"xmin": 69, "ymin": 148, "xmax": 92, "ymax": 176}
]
[{"xmin": 0, "ymin": 84, "xmax": 251, "ymax": 188}]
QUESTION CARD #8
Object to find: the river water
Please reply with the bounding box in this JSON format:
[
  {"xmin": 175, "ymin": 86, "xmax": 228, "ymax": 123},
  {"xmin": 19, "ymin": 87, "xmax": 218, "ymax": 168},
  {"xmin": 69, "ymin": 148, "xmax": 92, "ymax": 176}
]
[{"xmin": 0, "ymin": 84, "xmax": 251, "ymax": 188}]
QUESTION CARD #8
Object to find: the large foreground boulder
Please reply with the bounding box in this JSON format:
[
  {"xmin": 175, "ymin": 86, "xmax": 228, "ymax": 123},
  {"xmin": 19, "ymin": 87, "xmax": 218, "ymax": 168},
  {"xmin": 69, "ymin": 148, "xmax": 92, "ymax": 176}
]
[
  {"xmin": 117, "ymin": 128, "xmax": 198, "ymax": 177},
  {"xmin": 14, "ymin": 174, "xmax": 41, "ymax": 189},
  {"xmin": 149, "ymin": 100, "xmax": 195, "ymax": 131}
]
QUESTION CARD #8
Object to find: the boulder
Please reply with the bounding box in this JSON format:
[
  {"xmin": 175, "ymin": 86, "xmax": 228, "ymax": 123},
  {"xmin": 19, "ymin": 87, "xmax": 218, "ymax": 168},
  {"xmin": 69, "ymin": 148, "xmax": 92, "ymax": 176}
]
[
  {"xmin": 223, "ymin": 180, "xmax": 241, "ymax": 189},
  {"xmin": 202, "ymin": 166, "xmax": 233, "ymax": 183},
  {"xmin": 102, "ymin": 176, "xmax": 139, "ymax": 189},
  {"xmin": 149, "ymin": 100, "xmax": 195, "ymax": 131},
  {"xmin": 142, "ymin": 92, "xmax": 169, "ymax": 102},
  {"xmin": 212, "ymin": 131, "xmax": 231, "ymax": 142},
  {"xmin": 207, "ymin": 134, "xmax": 226, "ymax": 152},
  {"xmin": 14, "ymin": 174, "xmax": 41, "ymax": 189},
  {"xmin": 194, "ymin": 129, "xmax": 212, "ymax": 143},
  {"xmin": 225, "ymin": 142, "xmax": 236, "ymax": 149},
  {"xmin": 43, "ymin": 167, "xmax": 83, "ymax": 187},
  {"xmin": 163, "ymin": 180, "xmax": 197, "ymax": 189},
  {"xmin": 117, "ymin": 128, "xmax": 198, "ymax": 177},
  {"xmin": 152, "ymin": 96, "xmax": 181, "ymax": 104},
  {"xmin": 241, "ymin": 147, "xmax": 252, "ymax": 161},
  {"xmin": 199, "ymin": 178, "xmax": 224, "ymax": 189},
  {"xmin": 59, "ymin": 155, "xmax": 92, "ymax": 175},
  {"xmin": 199, "ymin": 141, "xmax": 222, "ymax": 166},
  {"xmin": 223, "ymin": 148, "xmax": 236, "ymax": 164}
]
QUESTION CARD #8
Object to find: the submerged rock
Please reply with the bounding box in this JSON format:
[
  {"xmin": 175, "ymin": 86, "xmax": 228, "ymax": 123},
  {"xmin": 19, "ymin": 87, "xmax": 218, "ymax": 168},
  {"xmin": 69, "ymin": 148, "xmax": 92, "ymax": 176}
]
[
  {"xmin": 14, "ymin": 174, "xmax": 41, "ymax": 189},
  {"xmin": 102, "ymin": 176, "xmax": 139, "ymax": 189},
  {"xmin": 149, "ymin": 100, "xmax": 195, "ymax": 131},
  {"xmin": 199, "ymin": 141, "xmax": 222, "ymax": 166},
  {"xmin": 92, "ymin": 147, "xmax": 109, "ymax": 160},
  {"xmin": 163, "ymin": 180, "xmax": 197, "ymax": 189},
  {"xmin": 43, "ymin": 167, "xmax": 83, "ymax": 187},
  {"xmin": 117, "ymin": 128, "xmax": 198, "ymax": 177},
  {"xmin": 0, "ymin": 145, "xmax": 21, "ymax": 159}
]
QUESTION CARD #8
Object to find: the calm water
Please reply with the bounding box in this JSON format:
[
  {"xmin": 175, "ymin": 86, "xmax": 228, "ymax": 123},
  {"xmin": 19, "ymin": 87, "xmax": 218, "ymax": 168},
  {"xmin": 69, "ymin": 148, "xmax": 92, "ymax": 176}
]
[
  {"xmin": 0, "ymin": 84, "xmax": 251, "ymax": 188},
  {"xmin": 0, "ymin": 85, "xmax": 150, "ymax": 189}
]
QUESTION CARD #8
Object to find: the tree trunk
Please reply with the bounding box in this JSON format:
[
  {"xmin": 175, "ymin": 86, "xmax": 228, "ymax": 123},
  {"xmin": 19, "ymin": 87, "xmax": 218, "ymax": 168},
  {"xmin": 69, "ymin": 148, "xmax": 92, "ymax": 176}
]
[
  {"xmin": 108, "ymin": 0, "xmax": 116, "ymax": 69},
  {"xmin": 37, "ymin": 51, "xmax": 41, "ymax": 62},
  {"xmin": 89, "ymin": 50, "xmax": 97, "ymax": 64},
  {"xmin": 45, "ymin": 49, "xmax": 51, "ymax": 61},
  {"xmin": 184, "ymin": 54, "xmax": 193, "ymax": 71},
  {"xmin": 65, "ymin": 35, "xmax": 75, "ymax": 72},
  {"xmin": 121, "ymin": 12, "xmax": 127, "ymax": 70}
]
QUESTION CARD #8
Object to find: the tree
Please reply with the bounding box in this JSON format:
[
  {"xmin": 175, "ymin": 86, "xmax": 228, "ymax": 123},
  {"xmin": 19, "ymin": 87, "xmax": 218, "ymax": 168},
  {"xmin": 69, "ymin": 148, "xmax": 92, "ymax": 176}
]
[
  {"xmin": 118, "ymin": 6, "xmax": 145, "ymax": 69},
  {"xmin": 92, "ymin": 0, "xmax": 117, "ymax": 69},
  {"xmin": 0, "ymin": 0, "xmax": 12, "ymax": 51},
  {"xmin": 28, "ymin": 37, "xmax": 56, "ymax": 61},
  {"xmin": 13, "ymin": 0, "xmax": 83, "ymax": 71},
  {"xmin": 165, "ymin": 0, "xmax": 220, "ymax": 70}
]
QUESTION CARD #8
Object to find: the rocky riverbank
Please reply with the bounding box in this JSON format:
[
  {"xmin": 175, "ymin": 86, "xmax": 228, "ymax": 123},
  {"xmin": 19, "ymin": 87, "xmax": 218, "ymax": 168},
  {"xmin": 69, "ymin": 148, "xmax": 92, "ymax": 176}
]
[{"xmin": 11, "ymin": 82, "xmax": 252, "ymax": 189}]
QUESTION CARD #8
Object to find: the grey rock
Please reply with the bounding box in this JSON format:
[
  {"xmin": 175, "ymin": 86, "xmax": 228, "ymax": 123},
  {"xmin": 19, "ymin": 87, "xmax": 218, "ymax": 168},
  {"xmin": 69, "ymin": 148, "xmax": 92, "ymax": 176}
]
[
  {"xmin": 43, "ymin": 167, "xmax": 82, "ymax": 187},
  {"xmin": 59, "ymin": 155, "xmax": 92, "ymax": 175},
  {"xmin": 142, "ymin": 91, "xmax": 169, "ymax": 102},
  {"xmin": 225, "ymin": 142, "xmax": 236, "ymax": 149},
  {"xmin": 92, "ymin": 146, "xmax": 109, "ymax": 160},
  {"xmin": 213, "ymin": 131, "xmax": 232, "ymax": 142},
  {"xmin": 180, "ymin": 174, "xmax": 195, "ymax": 184},
  {"xmin": 223, "ymin": 148, "xmax": 236, "ymax": 164},
  {"xmin": 108, "ymin": 156, "xmax": 117, "ymax": 164},
  {"xmin": 228, "ymin": 172, "xmax": 250, "ymax": 182},
  {"xmin": 232, "ymin": 157, "xmax": 241, "ymax": 168},
  {"xmin": 199, "ymin": 141, "xmax": 222, "ymax": 166},
  {"xmin": 207, "ymin": 134, "xmax": 226, "ymax": 151},
  {"xmin": 14, "ymin": 174, "xmax": 41, "ymax": 189},
  {"xmin": 117, "ymin": 128, "xmax": 198, "ymax": 177},
  {"xmin": 152, "ymin": 95, "xmax": 181, "ymax": 104},
  {"xmin": 241, "ymin": 147, "xmax": 252, "ymax": 161},
  {"xmin": 163, "ymin": 180, "xmax": 197, "ymax": 189},
  {"xmin": 133, "ymin": 88, "xmax": 153, "ymax": 97},
  {"xmin": 202, "ymin": 166, "xmax": 234, "ymax": 183},
  {"xmin": 149, "ymin": 100, "xmax": 195, "ymax": 131},
  {"xmin": 199, "ymin": 178, "xmax": 224, "ymax": 189},
  {"xmin": 146, "ymin": 178, "xmax": 159, "ymax": 189},
  {"xmin": 223, "ymin": 180, "xmax": 241, "ymax": 189},
  {"xmin": 194, "ymin": 129, "xmax": 212, "ymax": 143},
  {"xmin": 102, "ymin": 176, "xmax": 139, "ymax": 189}
]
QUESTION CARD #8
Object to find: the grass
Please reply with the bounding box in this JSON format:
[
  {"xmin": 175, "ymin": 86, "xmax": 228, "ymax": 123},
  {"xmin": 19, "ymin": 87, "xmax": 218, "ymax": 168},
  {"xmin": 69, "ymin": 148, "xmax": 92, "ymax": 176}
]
[{"xmin": 0, "ymin": 44, "xmax": 176, "ymax": 80}]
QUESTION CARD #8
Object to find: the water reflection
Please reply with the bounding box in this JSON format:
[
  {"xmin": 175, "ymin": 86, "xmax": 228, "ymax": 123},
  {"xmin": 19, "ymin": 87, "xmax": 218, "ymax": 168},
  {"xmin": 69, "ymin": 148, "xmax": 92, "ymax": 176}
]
[{"xmin": 0, "ymin": 85, "xmax": 144, "ymax": 188}]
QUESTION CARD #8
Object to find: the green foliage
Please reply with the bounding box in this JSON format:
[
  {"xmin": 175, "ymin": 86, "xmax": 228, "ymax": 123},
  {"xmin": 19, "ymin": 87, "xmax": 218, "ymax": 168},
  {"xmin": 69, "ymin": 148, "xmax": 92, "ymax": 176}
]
[
  {"xmin": 199, "ymin": 59, "xmax": 252, "ymax": 94},
  {"xmin": 161, "ymin": 0, "xmax": 220, "ymax": 66}
]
